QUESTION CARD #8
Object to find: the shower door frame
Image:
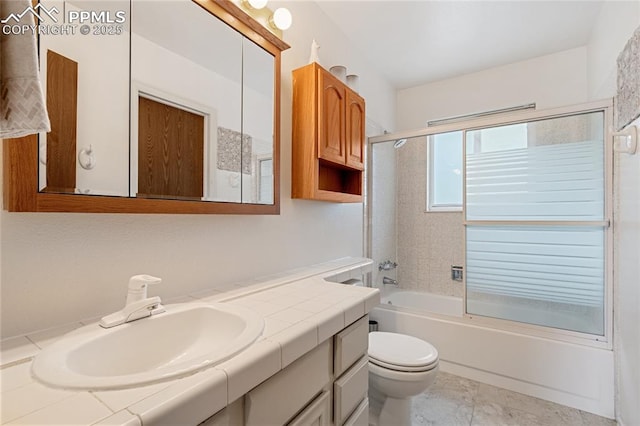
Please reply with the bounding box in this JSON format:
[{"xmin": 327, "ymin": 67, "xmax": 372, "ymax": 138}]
[{"xmin": 366, "ymin": 98, "xmax": 614, "ymax": 349}]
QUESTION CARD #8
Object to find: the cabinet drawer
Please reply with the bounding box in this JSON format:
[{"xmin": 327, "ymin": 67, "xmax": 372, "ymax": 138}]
[
  {"xmin": 334, "ymin": 315, "xmax": 368, "ymax": 377},
  {"xmin": 333, "ymin": 356, "xmax": 369, "ymax": 425},
  {"xmin": 343, "ymin": 398, "xmax": 368, "ymax": 426},
  {"xmin": 246, "ymin": 340, "xmax": 332, "ymax": 426},
  {"xmin": 287, "ymin": 390, "xmax": 331, "ymax": 426}
]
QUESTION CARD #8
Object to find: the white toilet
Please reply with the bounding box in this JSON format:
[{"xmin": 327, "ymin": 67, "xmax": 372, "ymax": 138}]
[{"xmin": 367, "ymin": 331, "xmax": 439, "ymax": 426}]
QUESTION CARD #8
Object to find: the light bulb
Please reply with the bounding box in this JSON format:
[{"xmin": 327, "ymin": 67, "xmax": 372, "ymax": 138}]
[
  {"xmin": 243, "ymin": 0, "xmax": 268, "ymax": 10},
  {"xmin": 270, "ymin": 7, "xmax": 292, "ymax": 30}
]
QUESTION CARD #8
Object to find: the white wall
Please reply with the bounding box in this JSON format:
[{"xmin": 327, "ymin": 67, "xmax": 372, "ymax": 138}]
[
  {"xmin": 587, "ymin": 1, "xmax": 640, "ymax": 100},
  {"xmin": 613, "ymin": 117, "xmax": 640, "ymax": 426},
  {"xmin": 0, "ymin": 1, "xmax": 396, "ymax": 338},
  {"xmin": 397, "ymin": 46, "xmax": 588, "ymax": 130},
  {"xmin": 586, "ymin": 4, "xmax": 640, "ymax": 424}
]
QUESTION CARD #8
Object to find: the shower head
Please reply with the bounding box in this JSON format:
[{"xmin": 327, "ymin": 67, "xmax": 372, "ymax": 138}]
[{"xmin": 393, "ymin": 138, "xmax": 407, "ymax": 149}]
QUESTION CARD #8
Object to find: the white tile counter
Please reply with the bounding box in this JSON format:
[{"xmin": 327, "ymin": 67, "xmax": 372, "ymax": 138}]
[{"xmin": 0, "ymin": 258, "xmax": 378, "ymax": 425}]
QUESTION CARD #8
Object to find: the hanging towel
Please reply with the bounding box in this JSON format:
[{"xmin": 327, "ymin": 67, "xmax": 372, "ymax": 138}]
[{"xmin": 0, "ymin": 0, "xmax": 51, "ymax": 138}]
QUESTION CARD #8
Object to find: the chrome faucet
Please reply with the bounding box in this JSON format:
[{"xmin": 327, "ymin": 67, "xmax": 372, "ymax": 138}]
[
  {"xmin": 99, "ymin": 275, "xmax": 166, "ymax": 328},
  {"xmin": 382, "ymin": 276, "xmax": 398, "ymax": 286}
]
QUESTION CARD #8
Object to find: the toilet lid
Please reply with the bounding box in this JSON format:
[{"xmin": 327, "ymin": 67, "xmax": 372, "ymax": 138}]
[
  {"xmin": 369, "ymin": 332, "xmax": 438, "ymax": 369},
  {"xmin": 369, "ymin": 357, "xmax": 438, "ymax": 372}
]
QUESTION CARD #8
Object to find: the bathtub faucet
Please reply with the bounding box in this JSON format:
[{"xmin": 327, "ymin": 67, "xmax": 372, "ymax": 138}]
[{"xmin": 382, "ymin": 276, "xmax": 398, "ymax": 286}]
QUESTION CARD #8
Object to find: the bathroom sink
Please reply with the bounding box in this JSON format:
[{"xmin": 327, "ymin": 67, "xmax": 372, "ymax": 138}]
[{"xmin": 32, "ymin": 303, "xmax": 264, "ymax": 390}]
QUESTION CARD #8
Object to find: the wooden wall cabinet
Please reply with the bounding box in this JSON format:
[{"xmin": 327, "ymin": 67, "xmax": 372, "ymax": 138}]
[{"xmin": 292, "ymin": 62, "xmax": 365, "ymax": 203}]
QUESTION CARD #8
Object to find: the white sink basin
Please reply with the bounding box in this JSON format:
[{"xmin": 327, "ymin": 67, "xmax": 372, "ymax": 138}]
[{"xmin": 32, "ymin": 303, "xmax": 264, "ymax": 390}]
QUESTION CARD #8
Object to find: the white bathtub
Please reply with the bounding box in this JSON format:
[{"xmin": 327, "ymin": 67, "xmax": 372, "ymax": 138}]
[
  {"xmin": 382, "ymin": 290, "xmax": 463, "ymax": 317},
  {"xmin": 371, "ymin": 290, "xmax": 615, "ymax": 419}
]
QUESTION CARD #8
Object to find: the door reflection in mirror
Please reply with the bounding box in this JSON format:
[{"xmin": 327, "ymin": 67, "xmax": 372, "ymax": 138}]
[{"xmin": 137, "ymin": 96, "xmax": 204, "ymax": 200}]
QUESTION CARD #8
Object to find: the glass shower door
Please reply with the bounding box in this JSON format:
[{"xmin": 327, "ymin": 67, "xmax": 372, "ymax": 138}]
[{"xmin": 464, "ymin": 111, "xmax": 608, "ymax": 335}]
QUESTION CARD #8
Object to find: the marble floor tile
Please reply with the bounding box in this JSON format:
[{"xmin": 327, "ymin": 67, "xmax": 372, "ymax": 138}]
[
  {"xmin": 405, "ymin": 372, "xmax": 616, "ymax": 426},
  {"xmin": 411, "ymin": 390, "xmax": 474, "ymax": 426},
  {"xmin": 474, "ymin": 383, "xmax": 583, "ymax": 425},
  {"xmin": 471, "ymin": 401, "xmax": 544, "ymax": 426},
  {"xmin": 580, "ymin": 410, "xmax": 617, "ymax": 426},
  {"xmin": 431, "ymin": 372, "xmax": 479, "ymax": 400}
]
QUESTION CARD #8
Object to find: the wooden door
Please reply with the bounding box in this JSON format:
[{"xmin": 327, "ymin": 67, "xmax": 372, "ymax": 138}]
[
  {"xmin": 45, "ymin": 50, "xmax": 77, "ymax": 192},
  {"xmin": 317, "ymin": 69, "xmax": 346, "ymax": 165},
  {"xmin": 346, "ymin": 91, "xmax": 365, "ymax": 170},
  {"xmin": 138, "ymin": 97, "xmax": 204, "ymax": 199}
]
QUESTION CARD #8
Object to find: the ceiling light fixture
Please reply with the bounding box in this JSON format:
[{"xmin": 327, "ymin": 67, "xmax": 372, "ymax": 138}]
[{"xmin": 269, "ymin": 7, "xmax": 292, "ymax": 31}]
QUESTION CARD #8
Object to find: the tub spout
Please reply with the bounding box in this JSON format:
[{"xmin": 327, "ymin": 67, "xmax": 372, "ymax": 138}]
[{"xmin": 382, "ymin": 276, "xmax": 398, "ymax": 286}]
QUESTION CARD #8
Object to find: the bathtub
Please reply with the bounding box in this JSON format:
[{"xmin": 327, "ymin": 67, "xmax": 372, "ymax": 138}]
[
  {"xmin": 370, "ymin": 289, "xmax": 615, "ymax": 418},
  {"xmin": 382, "ymin": 290, "xmax": 462, "ymax": 317}
]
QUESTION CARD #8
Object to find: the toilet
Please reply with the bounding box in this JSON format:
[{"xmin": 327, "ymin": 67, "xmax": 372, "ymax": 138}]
[{"xmin": 367, "ymin": 331, "xmax": 439, "ymax": 426}]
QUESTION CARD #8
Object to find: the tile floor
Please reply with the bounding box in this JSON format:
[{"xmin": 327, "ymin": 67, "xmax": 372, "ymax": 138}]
[{"xmin": 411, "ymin": 372, "xmax": 616, "ymax": 426}]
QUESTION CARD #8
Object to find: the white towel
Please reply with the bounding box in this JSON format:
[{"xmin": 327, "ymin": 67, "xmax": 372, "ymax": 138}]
[{"xmin": 0, "ymin": 0, "xmax": 51, "ymax": 138}]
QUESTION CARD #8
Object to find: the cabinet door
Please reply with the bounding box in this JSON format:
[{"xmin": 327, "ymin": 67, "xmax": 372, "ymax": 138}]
[
  {"xmin": 334, "ymin": 315, "xmax": 369, "ymax": 377},
  {"xmin": 343, "ymin": 398, "xmax": 369, "ymax": 426},
  {"xmin": 317, "ymin": 69, "xmax": 346, "ymax": 165},
  {"xmin": 288, "ymin": 390, "xmax": 331, "ymax": 426},
  {"xmin": 346, "ymin": 91, "xmax": 365, "ymax": 170},
  {"xmin": 245, "ymin": 340, "xmax": 332, "ymax": 425},
  {"xmin": 334, "ymin": 356, "xmax": 369, "ymax": 425}
]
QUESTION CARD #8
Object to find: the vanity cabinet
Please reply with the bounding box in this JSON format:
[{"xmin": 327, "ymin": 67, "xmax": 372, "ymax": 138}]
[
  {"xmin": 288, "ymin": 390, "xmax": 332, "ymax": 425},
  {"xmin": 332, "ymin": 316, "xmax": 369, "ymax": 426},
  {"xmin": 245, "ymin": 339, "xmax": 332, "ymax": 425},
  {"xmin": 292, "ymin": 62, "xmax": 365, "ymax": 203},
  {"xmin": 201, "ymin": 315, "xmax": 370, "ymax": 426}
]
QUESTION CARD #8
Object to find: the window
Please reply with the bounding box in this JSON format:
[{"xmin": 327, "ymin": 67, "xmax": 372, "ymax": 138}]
[
  {"xmin": 427, "ymin": 131, "xmax": 463, "ymax": 211},
  {"xmin": 257, "ymin": 158, "xmax": 273, "ymax": 204}
]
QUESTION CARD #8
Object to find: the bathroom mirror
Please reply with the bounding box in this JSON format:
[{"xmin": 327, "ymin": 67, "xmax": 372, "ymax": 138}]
[
  {"xmin": 38, "ymin": 0, "xmax": 131, "ymax": 197},
  {"xmin": 6, "ymin": 0, "xmax": 288, "ymax": 213},
  {"xmin": 131, "ymin": 0, "xmax": 276, "ymax": 204}
]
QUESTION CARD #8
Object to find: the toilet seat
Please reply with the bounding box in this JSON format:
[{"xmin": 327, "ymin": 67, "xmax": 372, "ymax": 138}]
[
  {"xmin": 369, "ymin": 357, "xmax": 438, "ymax": 372},
  {"xmin": 369, "ymin": 332, "xmax": 438, "ymax": 372}
]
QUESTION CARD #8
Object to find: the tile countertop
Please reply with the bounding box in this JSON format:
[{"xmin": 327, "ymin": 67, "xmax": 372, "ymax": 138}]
[{"xmin": 0, "ymin": 258, "xmax": 379, "ymax": 426}]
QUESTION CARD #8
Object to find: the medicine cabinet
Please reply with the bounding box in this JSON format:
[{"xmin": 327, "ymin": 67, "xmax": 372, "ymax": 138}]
[{"xmin": 3, "ymin": 0, "xmax": 289, "ymax": 214}]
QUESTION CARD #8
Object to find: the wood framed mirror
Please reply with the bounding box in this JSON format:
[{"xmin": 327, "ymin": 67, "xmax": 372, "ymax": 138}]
[{"xmin": 3, "ymin": 0, "xmax": 289, "ymax": 214}]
